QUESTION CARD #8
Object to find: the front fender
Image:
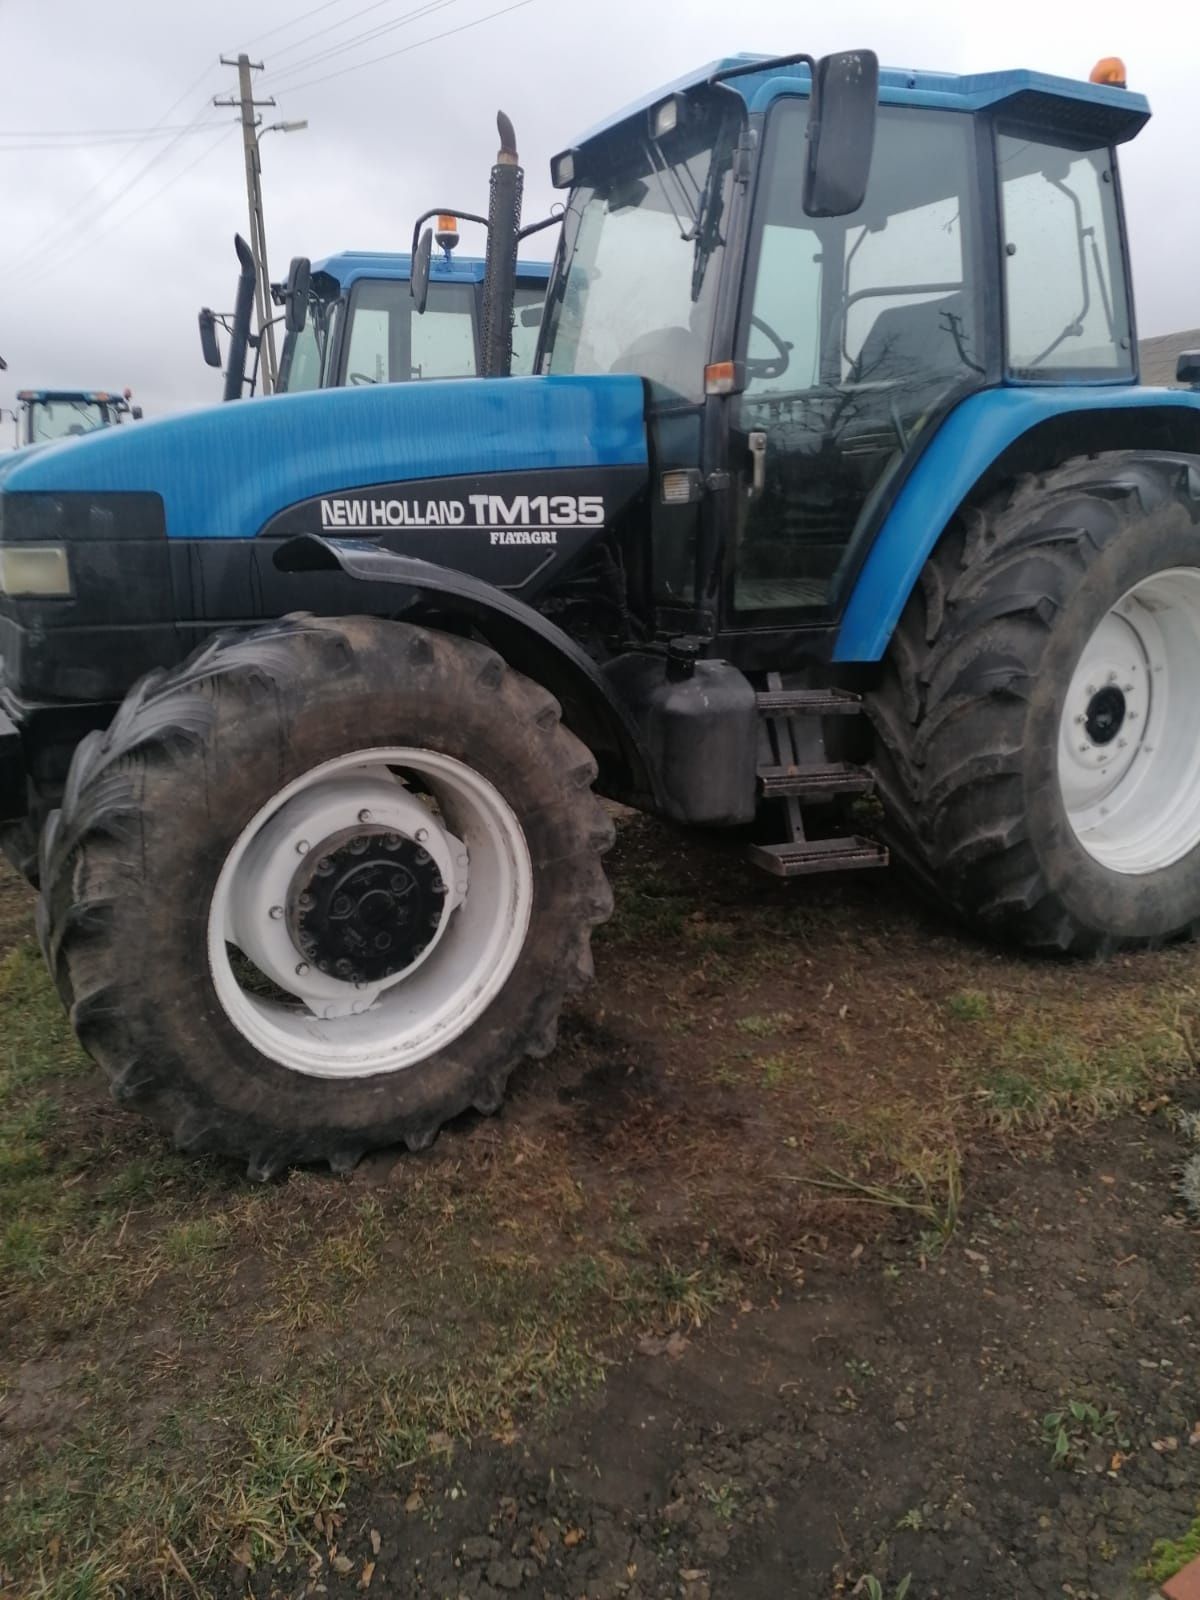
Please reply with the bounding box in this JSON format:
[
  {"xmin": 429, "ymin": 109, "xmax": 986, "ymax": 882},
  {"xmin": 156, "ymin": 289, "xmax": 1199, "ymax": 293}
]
[{"xmin": 276, "ymin": 534, "xmax": 660, "ymax": 808}]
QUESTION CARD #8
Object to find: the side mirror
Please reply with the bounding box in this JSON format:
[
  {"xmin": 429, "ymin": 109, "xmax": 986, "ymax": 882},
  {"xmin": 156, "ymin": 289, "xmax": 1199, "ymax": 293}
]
[
  {"xmin": 198, "ymin": 308, "xmax": 222, "ymax": 369},
  {"xmin": 411, "ymin": 227, "xmax": 433, "ymax": 315},
  {"xmin": 1176, "ymin": 351, "xmax": 1200, "ymax": 388},
  {"xmin": 131, "ymin": 406, "xmax": 144, "ymax": 421},
  {"xmin": 803, "ymin": 50, "xmax": 879, "ymax": 218},
  {"xmin": 284, "ymin": 256, "xmax": 311, "ymax": 335}
]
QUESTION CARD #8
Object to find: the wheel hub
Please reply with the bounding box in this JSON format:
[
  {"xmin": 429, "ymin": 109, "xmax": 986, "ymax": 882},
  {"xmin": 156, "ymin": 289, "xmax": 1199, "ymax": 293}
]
[
  {"xmin": 1083, "ymin": 684, "xmax": 1127, "ymax": 746},
  {"xmin": 287, "ymin": 826, "xmax": 447, "ymax": 984}
]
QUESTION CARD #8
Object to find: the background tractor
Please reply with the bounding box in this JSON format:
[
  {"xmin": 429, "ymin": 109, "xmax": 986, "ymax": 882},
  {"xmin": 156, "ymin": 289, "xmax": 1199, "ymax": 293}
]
[
  {"xmin": 198, "ymin": 223, "xmax": 550, "ymax": 399},
  {"xmin": 14, "ymin": 388, "xmax": 142, "ymax": 447},
  {"xmin": 3, "ymin": 51, "xmax": 1200, "ymax": 1176}
]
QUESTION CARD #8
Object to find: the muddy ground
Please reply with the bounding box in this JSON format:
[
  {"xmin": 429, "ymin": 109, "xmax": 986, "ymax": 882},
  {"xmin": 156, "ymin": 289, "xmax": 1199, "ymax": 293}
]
[
  {"xmin": 226, "ymin": 1107, "xmax": 1200, "ymax": 1600},
  {"xmin": 1, "ymin": 817, "xmax": 1198, "ymax": 1599}
]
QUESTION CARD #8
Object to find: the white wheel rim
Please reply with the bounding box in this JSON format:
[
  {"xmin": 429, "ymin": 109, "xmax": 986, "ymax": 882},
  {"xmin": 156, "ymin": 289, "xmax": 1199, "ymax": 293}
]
[
  {"xmin": 1058, "ymin": 567, "xmax": 1200, "ymax": 875},
  {"xmin": 207, "ymin": 748, "xmax": 533, "ymax": 1079}
]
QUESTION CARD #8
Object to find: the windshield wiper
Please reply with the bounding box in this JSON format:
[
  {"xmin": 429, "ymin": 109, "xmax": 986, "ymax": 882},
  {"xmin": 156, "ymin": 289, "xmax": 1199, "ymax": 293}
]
[{"xmin": 640, "ymin": 137, "xmax": 702, "ymax": 242}]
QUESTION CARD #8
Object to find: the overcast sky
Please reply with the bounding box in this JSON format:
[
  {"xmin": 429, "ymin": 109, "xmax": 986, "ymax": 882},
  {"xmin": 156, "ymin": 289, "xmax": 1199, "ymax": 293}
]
[{"xmin": 1, "ymin": 0, "xmax": 1195, "ymax": 422}]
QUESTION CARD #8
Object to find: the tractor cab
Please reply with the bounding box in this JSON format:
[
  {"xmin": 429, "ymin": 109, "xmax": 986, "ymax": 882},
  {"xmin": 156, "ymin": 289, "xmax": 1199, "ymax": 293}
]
[
  {"xmin": 538, "ymin": 56, "xmax": 1150, "ymax": 653},
  {"xmin": 16, "ymin": 388, "xmax": 142, "ymax": 447},
  {"xmin": 275, "ymin": 247, "xmax": 551, "ymax": 393}
]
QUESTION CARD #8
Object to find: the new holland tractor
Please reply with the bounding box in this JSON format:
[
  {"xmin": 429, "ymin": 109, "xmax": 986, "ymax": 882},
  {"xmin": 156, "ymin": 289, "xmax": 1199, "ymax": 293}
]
[
  {"xmin": 2, "ymin": 51, "xmax": 1199, "ymax": 1177},
  {"xmin": 199, "ymin": 224, "xmax": 550, "ymax": 398},
  {"xmin": 15, "ymin": 388, "xmax": 142, "ymax": 447}
]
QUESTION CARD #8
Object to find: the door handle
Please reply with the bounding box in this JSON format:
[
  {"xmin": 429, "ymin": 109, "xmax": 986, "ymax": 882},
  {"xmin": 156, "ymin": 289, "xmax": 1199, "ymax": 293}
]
[{"xmin": 747, "ymin": 431, "xmax": 767, "ymax": 499}]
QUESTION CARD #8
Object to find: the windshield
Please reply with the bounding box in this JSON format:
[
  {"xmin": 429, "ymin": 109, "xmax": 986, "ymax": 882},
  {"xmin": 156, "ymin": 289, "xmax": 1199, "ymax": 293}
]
[
  {"xmin": 541, "ymin": 94, "xmax": 738, "ymax": 402},
  {"xmin": 27, "ymin": 399, "xmax": 110, "ymax": 442}
]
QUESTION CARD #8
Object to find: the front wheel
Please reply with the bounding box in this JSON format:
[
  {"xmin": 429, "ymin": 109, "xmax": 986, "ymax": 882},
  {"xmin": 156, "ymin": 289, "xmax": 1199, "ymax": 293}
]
[
  {"xmin": 868, "ymin": 452, "xmax": 1200, "ymax": 954},
  {"xmin": 38, "ymin": 616, "xmax": 613, "ymax": 1176}
]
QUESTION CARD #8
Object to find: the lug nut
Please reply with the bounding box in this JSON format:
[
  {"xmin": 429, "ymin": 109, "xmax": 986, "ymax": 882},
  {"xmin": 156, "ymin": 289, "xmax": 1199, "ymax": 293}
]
[
  {"xmin": 415, "ymin": 827, "xmax": 429, "ymax": 843},
  {"xmin": 385, "ymin": 833, "xmax": 401, "ymax": 850},
  {"xmin": 295, "ymin": 839, "xmax": 310, "ymax": 855},
  {"xmin": 316, "ymin": 857, "xmax": 334, "ymax": 876},
  {"xmin": 333, "ymin": 895, "xmax": 352, "ymax": 916},
  {"xmin": 295, "ymin": 962, "xmax": 310, "ymax": 977},
  {"xmin": 269, "ymin": 905, "xmax": 284, "ymax": 920},
  {"xmin": 299, "ymin": 893, "xmax": 314, "ymax": 910}
]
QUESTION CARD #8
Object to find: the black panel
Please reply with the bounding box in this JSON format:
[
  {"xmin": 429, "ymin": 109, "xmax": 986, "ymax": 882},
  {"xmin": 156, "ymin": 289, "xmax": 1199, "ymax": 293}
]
[{"xmin": 257, "ymin": 466, "xmax": 646, "ymax": 597}]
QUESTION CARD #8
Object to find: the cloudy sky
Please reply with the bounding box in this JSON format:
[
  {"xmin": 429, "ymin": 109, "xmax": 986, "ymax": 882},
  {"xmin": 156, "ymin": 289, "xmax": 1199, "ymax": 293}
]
[{"xmin": 1, "ymin": 0, "xmax": 1195, "ymax": 422}]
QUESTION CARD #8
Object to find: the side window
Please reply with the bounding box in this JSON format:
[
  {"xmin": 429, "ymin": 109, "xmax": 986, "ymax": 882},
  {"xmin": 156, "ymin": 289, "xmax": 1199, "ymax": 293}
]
[
  {"xmin": 844, "ymin": 195, "xmax": 974, "ymax": 381},
  {"xmin": 343, "ymin": 304, "xmax": 389, "ymax": 384},
  {"xmin": 998, "ymin": 133, "xmax": 1132, "ymax": 376},
  {"xmin": 510, "ymin": 284, "xmax": 546, "ymax": 375},
  {"xmin": 743, "ymin": 225, "xmax": 822, "ymax": 396}
]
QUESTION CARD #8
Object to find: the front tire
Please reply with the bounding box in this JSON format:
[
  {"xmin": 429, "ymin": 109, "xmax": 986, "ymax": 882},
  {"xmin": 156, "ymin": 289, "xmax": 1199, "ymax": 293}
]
[
  {"xmin": 868, "ymin": 452, "xmax": 1200, "ymax": 953},
  {"xmin": 38, "ymin": 616, "xmax": 614, "ymax": 1176}
]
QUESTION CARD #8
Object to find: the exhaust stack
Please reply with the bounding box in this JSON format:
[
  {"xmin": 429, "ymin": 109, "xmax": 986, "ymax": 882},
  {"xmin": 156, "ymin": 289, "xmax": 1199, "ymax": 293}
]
[{"xmin": 479, "ymin": 112, "xmax": 524, "ymax": 379}]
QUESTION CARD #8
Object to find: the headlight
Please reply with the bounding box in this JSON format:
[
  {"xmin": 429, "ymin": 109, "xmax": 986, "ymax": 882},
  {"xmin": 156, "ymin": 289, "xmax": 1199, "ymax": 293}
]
[{"xmin": 0, "ymin": 545, "xmax": 72, "ymax": 597}]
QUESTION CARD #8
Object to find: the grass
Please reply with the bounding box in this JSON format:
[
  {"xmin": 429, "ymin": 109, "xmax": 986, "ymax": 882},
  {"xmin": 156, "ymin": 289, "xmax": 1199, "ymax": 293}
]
[
  {"xmin": 2, "ymin": 812, "xmax": 1200, "ymax": 1597},
  {"xmin": 1040, "ymin": 1400, "xmax": 1129, "ymax": 1471},
  {"xmin": 1143, "ymin": 1510, "xmax": 1200, "ymax": 1584}
]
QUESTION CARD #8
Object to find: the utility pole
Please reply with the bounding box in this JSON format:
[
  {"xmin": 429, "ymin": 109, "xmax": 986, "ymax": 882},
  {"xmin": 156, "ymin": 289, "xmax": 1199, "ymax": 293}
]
[{"xmin": 215, "ymin": 56, "xmax": 278, "ymax": 392}]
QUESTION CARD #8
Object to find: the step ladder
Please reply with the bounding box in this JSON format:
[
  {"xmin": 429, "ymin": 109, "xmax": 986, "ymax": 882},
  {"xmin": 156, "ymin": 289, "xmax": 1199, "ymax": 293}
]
[{"xmin": 747, "ymin": 673, "xmax": 888, "ymax": 878}]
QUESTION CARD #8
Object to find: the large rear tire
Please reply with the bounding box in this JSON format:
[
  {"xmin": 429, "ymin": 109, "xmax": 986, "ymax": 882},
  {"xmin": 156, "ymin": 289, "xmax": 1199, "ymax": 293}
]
[
  {"xmin": 867, "ymin": 452, "xmax": 1200, "ymax": 954},
  {"xmin": 37, "ymin": 615, "xmax": 613, "ymax": 1176}
]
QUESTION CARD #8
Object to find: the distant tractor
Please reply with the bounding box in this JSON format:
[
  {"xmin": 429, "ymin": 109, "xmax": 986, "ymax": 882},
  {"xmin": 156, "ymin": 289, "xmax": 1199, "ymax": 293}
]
[
  {"xmin": 4, "ymin": 53, "xmax": 1200, "ymax": 1177},
  {"xmin": 199, "ymin": 220, "xmax": 550, "ymax": 398},
  {"xmin": 15, "ymin": 388, "xmax": 142, "ymax": 447}
]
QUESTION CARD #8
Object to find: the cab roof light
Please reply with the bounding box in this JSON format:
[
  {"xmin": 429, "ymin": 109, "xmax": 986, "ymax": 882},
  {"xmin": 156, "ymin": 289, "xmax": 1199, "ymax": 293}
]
[
  {"xmin": 550, "ymin": 148, "xmax": 578, "ymax": 189},
  {"xmin": 649, "ymin": 93, "xmax": 686, "ymax": 140},
  {"xmin": 1089, "ymin": 56, "xmax": 1127, "ymax": 87}
]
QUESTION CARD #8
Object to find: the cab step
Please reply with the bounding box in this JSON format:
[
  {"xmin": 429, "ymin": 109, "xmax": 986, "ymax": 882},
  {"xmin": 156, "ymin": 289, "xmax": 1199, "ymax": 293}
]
[
  {"xmin": 748, "ymin": 836, "xmax": 889, "ymax": 877},
  {"xmin": 758, "ymin": 761, "xmax": 874, "ymax": 801},
  {"xmin": 748, "ymin": 672, "xmax": 887, "ymax": 879},
  {"xmin": 754, "ymin": 686, "xmax": 863, "ymax": 717}
]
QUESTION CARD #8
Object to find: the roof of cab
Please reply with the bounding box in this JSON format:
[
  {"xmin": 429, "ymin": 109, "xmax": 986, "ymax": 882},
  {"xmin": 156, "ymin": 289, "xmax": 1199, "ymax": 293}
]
[
  {"xmin": 310, "ymin": 251, "xmax": 552, "ymax": 289},
  {"xmin": 572, "ymin": 56, "xmax": 1150, "ymax": 147},
  {"xmin": 17, "ymin": 389, "xmax": 125, "ymax": 404}
]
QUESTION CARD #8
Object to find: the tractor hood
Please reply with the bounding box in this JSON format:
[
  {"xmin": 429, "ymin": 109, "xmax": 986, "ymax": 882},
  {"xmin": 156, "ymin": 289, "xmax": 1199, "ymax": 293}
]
[{"xmin": 0, "ymin": 375, "xmax": 648, "ymax": 540}]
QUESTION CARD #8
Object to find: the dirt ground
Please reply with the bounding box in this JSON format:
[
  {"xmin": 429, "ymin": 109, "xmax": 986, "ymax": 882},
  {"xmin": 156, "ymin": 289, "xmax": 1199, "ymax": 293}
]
[
  {"xmin": 1, "ymin": 817, "xmax": 1199, "ymax": 1599},
  {"xmin": 221, "ymin": 1105, "xmax": 1200, "ymax": 1600}
]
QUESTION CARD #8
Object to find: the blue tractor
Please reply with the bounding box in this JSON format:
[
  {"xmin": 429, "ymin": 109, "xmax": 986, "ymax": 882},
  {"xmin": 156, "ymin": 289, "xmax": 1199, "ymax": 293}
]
[
  {"xmin": 15, "ymin": 388, "xmax": 142, "ymax": 447},
  {"xmin": 4, "ymin": 55, "xmax": 1200, "ymax": 1174},
  {"xmin": 199, "ymin": 223, "xmax": 550, "ymax": 396}
]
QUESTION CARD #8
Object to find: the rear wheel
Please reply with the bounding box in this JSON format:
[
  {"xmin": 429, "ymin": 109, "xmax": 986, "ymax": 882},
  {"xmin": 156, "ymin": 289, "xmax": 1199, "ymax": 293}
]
[
  {"xmin": 38, "ymin": 615, "xmax": 613, "ymax": 1175},
  {"xmin": 868, "ymin": 452, "xmax": 1200, "ymax": 953}
]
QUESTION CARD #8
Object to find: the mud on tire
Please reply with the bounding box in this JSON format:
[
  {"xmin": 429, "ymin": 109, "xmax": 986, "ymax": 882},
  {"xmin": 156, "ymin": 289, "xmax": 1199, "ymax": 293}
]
[
  {"xmin": 38, "ymin": 615, "xmax": 614, "ymax": 1176},
  {"xmin": 867, "ymin": 451, "xmax": 1200, "ymax": 954}
]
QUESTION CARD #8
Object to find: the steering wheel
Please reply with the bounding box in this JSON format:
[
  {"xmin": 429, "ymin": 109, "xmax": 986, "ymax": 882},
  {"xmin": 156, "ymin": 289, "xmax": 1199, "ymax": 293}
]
[
  {"xmin": 745, "ymin": 314, "xmax": 792, "ymax": 381},
  {"xmin": 348, "ymin": 372, "xmax": 377, "ymax": 386}
]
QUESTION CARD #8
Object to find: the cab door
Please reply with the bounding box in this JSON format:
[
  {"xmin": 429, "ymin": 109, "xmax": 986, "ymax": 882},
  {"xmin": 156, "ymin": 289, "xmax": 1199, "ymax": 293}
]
[{"xmin": 722, "ymin": 99, "xmax": 986, "ymax": 641}]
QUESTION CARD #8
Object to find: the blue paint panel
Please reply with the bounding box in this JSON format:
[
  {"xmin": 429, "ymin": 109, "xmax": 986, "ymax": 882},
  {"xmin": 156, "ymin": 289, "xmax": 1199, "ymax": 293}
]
[
  {"xmin": 312, "ymin": 251, "xmax": 551, "ymax": 290},
  {"xmin": 1, "ymin": 375, "xmax": 648, "ymax": 540},
  {"xmin": 834, "ymin": 386, "xmax": 1200, "ymax": 663},
  {"xmin": 576, "ymin": 58, "xmax": 1149, "ymax": 146}
]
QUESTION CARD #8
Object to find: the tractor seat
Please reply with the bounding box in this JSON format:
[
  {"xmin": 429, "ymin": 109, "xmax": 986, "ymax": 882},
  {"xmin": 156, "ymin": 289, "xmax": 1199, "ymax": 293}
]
[{"xmin": 853, "ymin": 293, "xmax": 975, "ymax": 387}]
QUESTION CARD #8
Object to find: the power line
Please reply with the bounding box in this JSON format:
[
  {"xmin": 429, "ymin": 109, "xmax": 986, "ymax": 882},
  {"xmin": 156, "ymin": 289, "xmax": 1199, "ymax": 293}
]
[
  {"xmin": 0, "ymin": 126, "xmax": 230, "ymax": 153},
  {"xmin": 264, "ymin": 0, "xmax": 455, "ymax": 86},
  {"xmin": 0, "ymin": 122, "xmax": 222, "ymax": 139},
  {"xmin": 266, "ymin": 0, "xmax": 454, "ymax": 71},
  {"xmin": 244, "ymin": 0, "xmax": 361, "ymax": 48},
  {"xmin": 33, "ymin": 126, "xmax": 237, "ymax": 287},
  {"xmin": 0, "ymin": 59, "xmax": 224, "ymax": 275},
  {"xmin": 278, "ymin": 0, "xmax": 536, "ymax": 95}
]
